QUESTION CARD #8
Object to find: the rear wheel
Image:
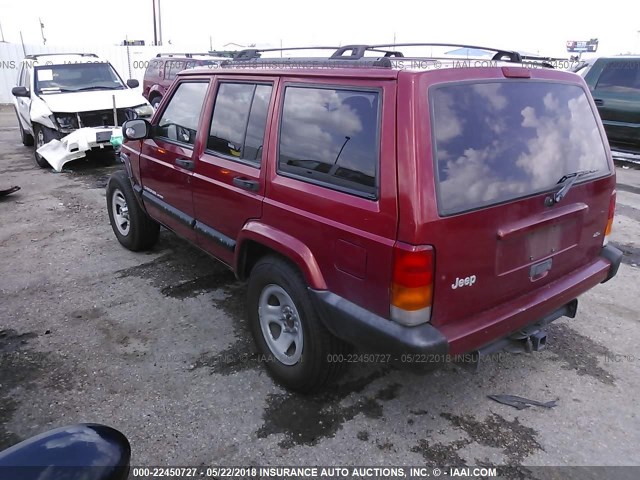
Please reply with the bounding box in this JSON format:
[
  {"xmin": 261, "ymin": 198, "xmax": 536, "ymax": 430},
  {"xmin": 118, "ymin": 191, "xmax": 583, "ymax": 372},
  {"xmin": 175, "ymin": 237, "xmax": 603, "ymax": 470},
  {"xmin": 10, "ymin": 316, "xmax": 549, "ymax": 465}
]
[
  {"xmin": 150, "ymin": 96, "xmax": 161, "ymax": 109},
  {"xmin": 106, "ymin": 170, "xmax": 160, "ymax": 251},
  {"xmin": 247, "ymin": 255, "xmax": 350, "ymax": 393}
]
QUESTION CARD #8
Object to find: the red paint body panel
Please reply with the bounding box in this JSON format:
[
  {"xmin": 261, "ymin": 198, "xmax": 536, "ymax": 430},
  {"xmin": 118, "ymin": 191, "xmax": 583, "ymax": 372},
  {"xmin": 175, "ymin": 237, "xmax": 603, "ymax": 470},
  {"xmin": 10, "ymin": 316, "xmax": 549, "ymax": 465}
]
[
  {"xmin": 236, "ymin": 222, "xmax": 328, "ymax": 290},
  {"xmin": 138, "ymin": 138, "xmax": 197, "ymax": 242},
  {"xmin": 443, "ymin": 257, "xmax": 610, "ymax": 354}
]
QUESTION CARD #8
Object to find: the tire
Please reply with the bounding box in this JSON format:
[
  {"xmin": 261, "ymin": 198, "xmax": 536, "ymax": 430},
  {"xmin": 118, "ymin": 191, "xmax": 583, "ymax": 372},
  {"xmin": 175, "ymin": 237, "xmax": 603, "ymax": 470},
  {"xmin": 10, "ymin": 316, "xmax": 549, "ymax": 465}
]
[
  {"xmin": 106, "ymin": 170, "xmax": 160, "ymax": 251},
  {"xmin": 15, "ymin": 108, "xmax": 34, "ymax": 146},
  {"xmin": 247, "ymin": 255, "xmax": 350, "ymax": 393},
  {"xmin": 150, "ymin": 96, "xmax": 161, "ymax": 109},
  {"xmin": 33, "ymin": 124, "xmax": 57, "ymax": 168}
]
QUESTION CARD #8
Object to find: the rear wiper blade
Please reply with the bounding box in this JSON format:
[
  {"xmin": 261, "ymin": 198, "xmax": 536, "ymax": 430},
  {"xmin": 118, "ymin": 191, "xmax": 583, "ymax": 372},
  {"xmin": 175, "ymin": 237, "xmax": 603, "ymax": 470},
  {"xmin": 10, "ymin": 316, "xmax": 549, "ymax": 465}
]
[{"xmin": 551, "ymin": 169, "xmax": 598, "ymax": 204}]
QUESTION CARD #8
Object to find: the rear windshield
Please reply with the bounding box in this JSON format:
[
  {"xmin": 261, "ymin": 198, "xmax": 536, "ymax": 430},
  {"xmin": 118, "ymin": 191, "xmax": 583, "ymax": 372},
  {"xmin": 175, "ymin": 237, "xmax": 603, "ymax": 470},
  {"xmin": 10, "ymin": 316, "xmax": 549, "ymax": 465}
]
[{"xmin": 431, "ymin": 81, "xmax": 609, "ymax": 216}]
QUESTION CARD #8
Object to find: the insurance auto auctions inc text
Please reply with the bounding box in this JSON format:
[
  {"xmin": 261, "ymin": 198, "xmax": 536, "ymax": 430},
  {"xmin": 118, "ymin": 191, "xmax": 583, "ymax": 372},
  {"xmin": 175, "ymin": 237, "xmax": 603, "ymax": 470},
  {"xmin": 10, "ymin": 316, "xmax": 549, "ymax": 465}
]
[{"xmin": 257, "ymin": 466, "xmax": 498, "ymax": 478}]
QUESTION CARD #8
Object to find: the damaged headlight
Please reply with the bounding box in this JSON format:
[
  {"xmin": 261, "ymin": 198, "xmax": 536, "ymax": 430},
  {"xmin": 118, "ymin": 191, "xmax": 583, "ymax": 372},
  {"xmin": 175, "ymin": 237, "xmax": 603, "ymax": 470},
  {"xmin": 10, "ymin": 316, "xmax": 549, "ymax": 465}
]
[
  {"xmin": 54, "ymin": 113, "xmax": 79, "ymax": 132},
  {"xmin": 133, "ymin": 104, "xmax": 154, "ymax": 118}
]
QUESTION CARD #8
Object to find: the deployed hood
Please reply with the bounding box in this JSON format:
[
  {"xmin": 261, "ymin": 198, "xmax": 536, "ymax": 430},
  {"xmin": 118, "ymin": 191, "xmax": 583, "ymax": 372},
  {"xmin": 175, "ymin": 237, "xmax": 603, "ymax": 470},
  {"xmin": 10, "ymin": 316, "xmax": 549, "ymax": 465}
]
[{"xmin": 38, "ymin": 88, "xmax": 148, "ymax": 113}]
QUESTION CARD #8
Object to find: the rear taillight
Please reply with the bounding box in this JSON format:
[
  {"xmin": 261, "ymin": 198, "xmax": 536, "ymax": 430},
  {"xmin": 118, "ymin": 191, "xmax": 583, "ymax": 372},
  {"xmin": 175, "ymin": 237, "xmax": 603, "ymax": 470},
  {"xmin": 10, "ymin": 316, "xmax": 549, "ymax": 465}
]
[
  {"xmin": 603, "ymin": 190, "xmax": 616, "ymax": 245},
  {"xmin": 390, "ymin": 243, "xmax": 434, "ymax": 326}
]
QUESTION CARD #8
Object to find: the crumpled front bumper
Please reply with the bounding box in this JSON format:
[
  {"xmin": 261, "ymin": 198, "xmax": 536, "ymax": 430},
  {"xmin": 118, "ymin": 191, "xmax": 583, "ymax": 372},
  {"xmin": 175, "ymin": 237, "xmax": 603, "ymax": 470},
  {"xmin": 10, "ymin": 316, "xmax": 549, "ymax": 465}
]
[{"xmin": 36, "ymin": 127, "xmax": 123, "ymax": 172}]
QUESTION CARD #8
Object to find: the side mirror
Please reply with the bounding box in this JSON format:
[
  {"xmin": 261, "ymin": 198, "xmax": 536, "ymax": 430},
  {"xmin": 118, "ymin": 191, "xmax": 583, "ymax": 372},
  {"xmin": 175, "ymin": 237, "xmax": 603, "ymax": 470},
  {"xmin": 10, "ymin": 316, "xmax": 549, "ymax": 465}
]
[
  {"xmin": 122, "ymin": 119, "xmax": 151, "ymax": 140},
  {"xmin": 11, "ymin": 86, "xmax": 29, "ymax": 97},
  {"xmin": 126, "ymin": 79, "xmax": 139, "ymax": 88}
]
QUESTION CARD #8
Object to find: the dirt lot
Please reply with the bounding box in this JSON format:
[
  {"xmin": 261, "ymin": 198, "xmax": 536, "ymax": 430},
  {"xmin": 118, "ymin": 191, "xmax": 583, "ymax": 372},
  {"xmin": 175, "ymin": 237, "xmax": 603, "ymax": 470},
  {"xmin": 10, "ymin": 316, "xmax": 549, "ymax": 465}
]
[{"xmin": 1, "ymin": 104, "xmax": 639, "ymax": 471}]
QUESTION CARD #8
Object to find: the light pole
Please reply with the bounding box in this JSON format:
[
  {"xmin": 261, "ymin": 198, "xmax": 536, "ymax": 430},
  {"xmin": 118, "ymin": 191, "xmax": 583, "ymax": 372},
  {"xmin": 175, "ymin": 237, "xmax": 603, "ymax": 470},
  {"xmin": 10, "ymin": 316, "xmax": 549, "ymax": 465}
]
[
  {"xmin": 157, "ymin": 0, "xmax": 163, "ymax": 46},
  {"xmin": 152, "ymin": 0, "xmax": 158, "ymax": 46}
]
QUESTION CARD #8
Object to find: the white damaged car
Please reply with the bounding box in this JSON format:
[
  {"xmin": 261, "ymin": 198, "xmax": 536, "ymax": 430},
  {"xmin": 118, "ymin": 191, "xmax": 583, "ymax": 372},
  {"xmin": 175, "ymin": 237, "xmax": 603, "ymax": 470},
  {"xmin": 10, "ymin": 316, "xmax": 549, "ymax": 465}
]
[{"xmin": 12, "ymin": 53, "xmax": 153, "ymax": 171}]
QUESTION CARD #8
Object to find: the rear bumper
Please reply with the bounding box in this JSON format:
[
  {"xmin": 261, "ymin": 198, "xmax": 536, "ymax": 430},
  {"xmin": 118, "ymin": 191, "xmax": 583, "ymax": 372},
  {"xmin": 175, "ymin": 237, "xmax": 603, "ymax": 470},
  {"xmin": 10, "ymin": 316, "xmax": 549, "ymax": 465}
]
[
  {"xmin": 311, "ymin": 290, "xmax": 449, "ymax": 356},
  {"xmin": 312, "ymin": 245, "xmax": 622, "ymax": 358}
]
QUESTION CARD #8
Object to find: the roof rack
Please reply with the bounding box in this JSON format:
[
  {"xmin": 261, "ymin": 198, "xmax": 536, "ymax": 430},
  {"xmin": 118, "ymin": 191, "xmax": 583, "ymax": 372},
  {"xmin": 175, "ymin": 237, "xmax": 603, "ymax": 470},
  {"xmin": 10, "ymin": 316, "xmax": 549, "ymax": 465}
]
[
  {"xmin": 363, "ymin": 43, "xmax": 522, "ymax": 62},
  {"xmin": 24, "ymin": 52, "xmax": 99, "ymax": 59},
  {"xmin": 232, "ymin": 43, "xmax": 523, "ymax": 63},
  {"xmin": 232, "ymin": 46, "xmax": 341, "ymax": 60},
  {"xmin": 217, "ymin": 43, "xmax": 571, "ymax": 72},
  {"xmin": 156, "ymin": 51, "xmax": 237, "ymax": 58}
]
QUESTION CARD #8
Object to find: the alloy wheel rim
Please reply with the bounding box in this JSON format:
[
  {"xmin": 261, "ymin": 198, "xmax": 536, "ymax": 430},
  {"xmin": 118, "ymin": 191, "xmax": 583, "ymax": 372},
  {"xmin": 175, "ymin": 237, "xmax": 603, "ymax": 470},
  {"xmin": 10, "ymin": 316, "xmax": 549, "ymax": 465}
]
[
  {"xmin": 258, "ymin": 284, "xmax": 304, "ymax": 365},
  {"xmin": 111, "ymin": 189, "xmax": 130, "ymax": 236}
]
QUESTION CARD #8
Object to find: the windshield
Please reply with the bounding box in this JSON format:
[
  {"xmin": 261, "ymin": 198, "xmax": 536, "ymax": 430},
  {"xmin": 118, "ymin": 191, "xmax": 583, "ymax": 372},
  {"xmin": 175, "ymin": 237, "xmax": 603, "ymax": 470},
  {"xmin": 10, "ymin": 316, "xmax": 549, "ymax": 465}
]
[
  {"xmin": 34, "ymin": 62, "xmax": 125, "ymax": 94},
  {"xmin": 431, "ymin": 81, "xmax": 610, "ymax": 216}
]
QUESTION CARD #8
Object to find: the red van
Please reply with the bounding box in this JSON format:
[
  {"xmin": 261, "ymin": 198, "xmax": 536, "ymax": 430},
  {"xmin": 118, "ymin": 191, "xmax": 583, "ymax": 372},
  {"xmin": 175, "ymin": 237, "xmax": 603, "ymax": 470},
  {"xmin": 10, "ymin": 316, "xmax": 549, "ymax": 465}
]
[{"xmin": 142, "ymin": 52, "xmax": 235, "ymax": 108}]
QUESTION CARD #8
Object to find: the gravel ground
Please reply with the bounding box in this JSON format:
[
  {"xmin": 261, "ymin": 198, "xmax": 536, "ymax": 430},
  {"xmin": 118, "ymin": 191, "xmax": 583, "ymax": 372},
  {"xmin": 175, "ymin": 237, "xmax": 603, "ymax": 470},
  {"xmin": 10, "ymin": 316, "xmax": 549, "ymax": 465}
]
[{"xmin": 1, "ymin": 104, "xmax": 639, "ymax": 474}]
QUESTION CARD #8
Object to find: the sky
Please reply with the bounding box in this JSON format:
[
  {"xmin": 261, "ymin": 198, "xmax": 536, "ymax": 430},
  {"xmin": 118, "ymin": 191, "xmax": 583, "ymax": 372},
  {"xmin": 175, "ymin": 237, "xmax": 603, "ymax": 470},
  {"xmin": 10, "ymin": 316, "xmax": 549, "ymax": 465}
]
[{"xmin": 0, "ymin": 0, "xmax": 639, "ymax": 57}]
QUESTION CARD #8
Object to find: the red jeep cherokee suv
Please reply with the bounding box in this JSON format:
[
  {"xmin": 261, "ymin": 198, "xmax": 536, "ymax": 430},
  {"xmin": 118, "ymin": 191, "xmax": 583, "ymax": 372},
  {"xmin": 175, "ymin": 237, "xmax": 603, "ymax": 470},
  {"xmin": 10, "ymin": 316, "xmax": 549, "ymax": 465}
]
[{"xmin": 107, "ymin": 44, "xmax": 622, "ymax": 392}]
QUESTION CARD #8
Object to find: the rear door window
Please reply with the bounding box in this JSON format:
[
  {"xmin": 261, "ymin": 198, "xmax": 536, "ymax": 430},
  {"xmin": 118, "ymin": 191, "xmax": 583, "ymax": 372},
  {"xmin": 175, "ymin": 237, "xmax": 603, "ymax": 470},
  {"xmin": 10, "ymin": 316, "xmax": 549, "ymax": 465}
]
[
  {"xmin": 207, "ymin": 83, "xmax": 273, "ymax": 164},
  {"xmin": 595, "ymin": 60, "xmax": 640, "ymax": 93},
  {"xmin": 156, "ymin": 82, "xmax": 209, "ymax": 145},
  {"xmin": 431, "ymin": 81, "xmax": 609, "ymax": 216},
  {"xmin": 278, "ymin": 86, "xmax": 380, "ymax": 198}
]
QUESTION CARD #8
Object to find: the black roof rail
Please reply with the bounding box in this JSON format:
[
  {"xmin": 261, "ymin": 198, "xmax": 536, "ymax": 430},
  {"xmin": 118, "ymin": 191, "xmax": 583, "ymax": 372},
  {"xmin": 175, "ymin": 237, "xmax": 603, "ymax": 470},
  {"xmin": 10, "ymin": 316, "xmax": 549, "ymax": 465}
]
[
  {"xmin": 367, "ymin": 43, "xmax": 522, "ymax": 63},
  {"xmin": 213, "ymin": 43, "xmax": 565, "ymax": 71},
  {"xmin": 330, "ymin": 45, "xmax": 404, "ymax": 59},
  {"xmin": 219, "ymin": 55, "xmax": 394, "ymax": 69},
  {"xmin": 24, "ymin": 52, "xmax": 99, "ymax": 59},
  {"xmin": 232, "ymin": 46, "xmax": 341, "ymax": 60},
  {"xmin": 519, "ymin": 54, "xmax": 571, "ymax": 68},
  {"xmin": 231, "ymin": 43, "xmax": 524, "ymax": 64}
]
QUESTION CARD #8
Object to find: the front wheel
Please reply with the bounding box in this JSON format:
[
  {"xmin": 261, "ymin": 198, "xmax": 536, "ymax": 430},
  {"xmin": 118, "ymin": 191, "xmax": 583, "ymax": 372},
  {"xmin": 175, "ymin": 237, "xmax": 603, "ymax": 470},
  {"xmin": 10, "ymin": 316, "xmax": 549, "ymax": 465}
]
[
  {"xmin": 106, "ymin": 170, "xmax": 160, "ymax": 251},
  {"xmin": 247, "ymin": 256, "xmax": 350, "ymax": 393},
  {"xmin": 33, "ymin": 124, "xmax": 54, "ymax": 168}
]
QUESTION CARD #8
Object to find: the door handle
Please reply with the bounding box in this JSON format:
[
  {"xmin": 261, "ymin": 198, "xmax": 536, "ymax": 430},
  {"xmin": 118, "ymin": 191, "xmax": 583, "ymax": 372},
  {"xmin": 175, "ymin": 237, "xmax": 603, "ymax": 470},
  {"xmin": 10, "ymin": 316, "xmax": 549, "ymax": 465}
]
[
  {"xmin": 233, "ymin": 177, "xmax": 259, "ymax": 192},
  {"xmin": 594, "ymin": 98, "xmax": 604, "ymax": 106},
  {"xmin": 175, "ymin": 158, "xmax": 194, "ymax": 170}
]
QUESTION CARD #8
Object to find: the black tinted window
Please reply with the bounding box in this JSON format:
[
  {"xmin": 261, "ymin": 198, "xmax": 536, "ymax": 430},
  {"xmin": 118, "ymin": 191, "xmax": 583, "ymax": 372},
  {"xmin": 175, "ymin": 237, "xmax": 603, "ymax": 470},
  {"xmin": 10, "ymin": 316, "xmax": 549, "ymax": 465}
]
[
  {"xmin": 432, "ymin": 82, "xmax": 609, "ymax": 215},
  {"xmin": 156, "ymin": 82, "xmax": 208, "ymax": 145},
  {"xmin": 595, "ymin": 61, "xmax": 640, "ymax": 93},
  {"xmin": 244, "ymin": 85, "xmax": 272, "ymax": 162},
  {"xmin": 208, "ymin": 83, "xmax": 272, "ymax": 164},
  {"xmin": 278, "ymin": 87, "xmax": 379, "ymax": 197}
]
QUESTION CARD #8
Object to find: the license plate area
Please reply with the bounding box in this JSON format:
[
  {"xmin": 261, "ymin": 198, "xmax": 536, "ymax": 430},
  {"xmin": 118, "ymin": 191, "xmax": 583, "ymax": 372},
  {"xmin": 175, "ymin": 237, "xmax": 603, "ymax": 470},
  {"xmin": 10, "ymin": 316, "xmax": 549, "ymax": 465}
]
[
  {"xmin": 96, "ymin": 131, "xmax": 112, "ymax": 143},
  {"xmin": 497, "ymin": 220, "xmax": 579, "ymax": 275},
  {"xmin": 530, "ymin": 257, "xmax": 553, "ymax": 281}
]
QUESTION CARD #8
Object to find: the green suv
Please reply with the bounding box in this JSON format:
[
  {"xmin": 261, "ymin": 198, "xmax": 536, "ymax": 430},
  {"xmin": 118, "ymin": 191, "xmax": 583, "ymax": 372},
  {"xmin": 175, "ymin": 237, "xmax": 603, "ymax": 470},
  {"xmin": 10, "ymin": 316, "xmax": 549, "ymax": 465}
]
[{"xmin": 577, "ymin": 56, "xmax": 640, "ymax": 153}]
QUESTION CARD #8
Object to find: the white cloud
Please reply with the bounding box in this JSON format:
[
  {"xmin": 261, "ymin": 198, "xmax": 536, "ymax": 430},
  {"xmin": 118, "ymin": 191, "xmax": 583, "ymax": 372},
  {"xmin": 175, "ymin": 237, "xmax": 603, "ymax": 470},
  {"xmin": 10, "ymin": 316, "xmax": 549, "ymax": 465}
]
[{"xmin": 436, "ymin": 83, "xmax": 608, "ymax": 214}]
